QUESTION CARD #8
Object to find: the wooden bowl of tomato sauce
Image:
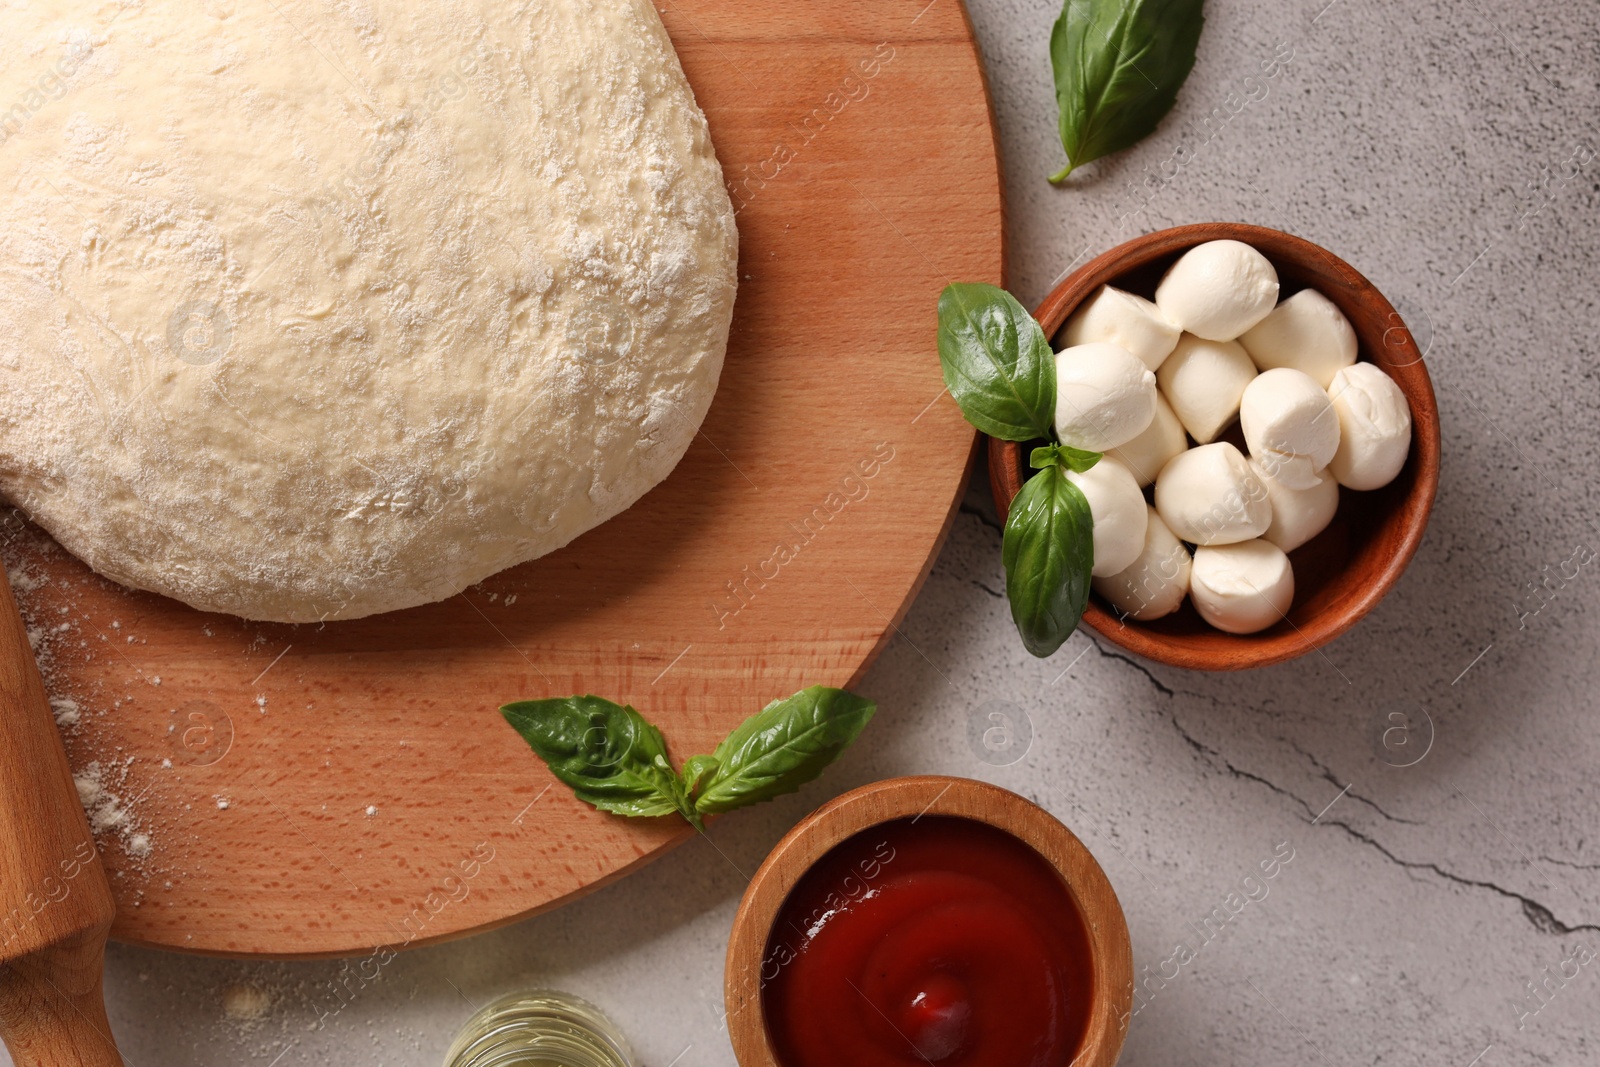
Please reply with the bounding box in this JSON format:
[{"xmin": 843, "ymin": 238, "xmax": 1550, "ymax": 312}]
[{"xmin": 723, "ymin": 776, "xmax": 1133, "ymax": 1067}]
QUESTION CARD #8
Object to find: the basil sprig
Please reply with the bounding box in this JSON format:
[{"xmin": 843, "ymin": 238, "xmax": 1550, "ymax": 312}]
[
  {"xmin": 1048, "ymin": 0, "xmax": 1206, "ymax": 182},
  {"xmin": 1031, "ymin": 442, "xmax": 1103, "ymax": 474},
  {"xmin": 501, "ymin": 686, "xmax": 875, "ymax": 831},
  {"xmin": 937, "ymin": 283, "xmax": 1099, "ymax": 658}
]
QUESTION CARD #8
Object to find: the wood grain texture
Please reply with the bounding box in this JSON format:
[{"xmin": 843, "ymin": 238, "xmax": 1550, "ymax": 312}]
[
  {"xmin": 989, "ymin": 223, "xmax": 1441, "ymax": 671},
  {"xmin": 0, "ymin": 570, "xmax": 122, "ymax": 1065},
  {"xmin": 0, "ymin": 1, "xmax": 1002, "ymax": 957},
  {"xmin": 0, "ymin": 931, "xmax": 121, "ymax": 1067},
  {"xmin": 723, "ymin": 776, "xmax": 1133, "ymax": 1067}
]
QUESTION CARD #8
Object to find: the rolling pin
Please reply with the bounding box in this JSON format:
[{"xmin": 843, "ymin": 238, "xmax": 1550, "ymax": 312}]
[{"xmin": 0, "ymin": 564, "xmax": 123, "ymax": 1066}]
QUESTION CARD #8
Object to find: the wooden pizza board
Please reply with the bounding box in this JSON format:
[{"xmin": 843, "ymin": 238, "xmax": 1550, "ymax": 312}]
[{"xmin": 0, "ymin": 0, "xmax": 1003, "ymax": 957}]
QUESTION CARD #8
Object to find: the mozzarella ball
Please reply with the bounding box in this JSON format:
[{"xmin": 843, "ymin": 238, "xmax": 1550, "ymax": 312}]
[
  {"xmin": 1156, "ymin": 334, "xmax": 1257, "ymax": 443},
  {"xmin": 1190, "ymin": 540, "xmax": 1295, "ymax": 634},
  {"xmin": 1252, "ymin": 460, "xmax": 1339, "ymax": 552},
  {"xmin": 1154, "ymin": 240, "xmax": 1280, "ymax": 341},
  {"xmin": 1053, "ymin": 343, "xmax": 1158, "ymax": 452},
  {"xmin": 1154, "ymin": 442, "xmax": 1271, "ymax": 546},
  {"xmin": 1094, "ymin": 507, "xmax": 1192, "ymax": 621},
  {"xmin": 1062, "ymin": 285, "xmax": 1181, "ymax": 371},
  {"xmin": 1108, "ymin": 392, "xmax": 1187, "ymax": 487},
  {"xmin": 1249, "ymin": 449, "xmax": 1323, "ymax": 492},
  {"xmin": 1066, "ymin": 457, "xmax": 1148, "ymax": 577},
  {"xmin": 1326, "ymin": 363, "xmax": 1412, "ymax": 490},
  {"xmin": 1238, "ymin": 288, "xmax": 1357, "ymax": 387},
  {"xmin": 1239, "ymin": 368, "xmax": 1340, "ymax": 474}
]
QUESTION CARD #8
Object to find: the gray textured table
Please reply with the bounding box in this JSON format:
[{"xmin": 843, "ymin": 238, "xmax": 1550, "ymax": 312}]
[{"xmin": 10, "ymin": 0, "xmax": 1600, "ymax": 1063}]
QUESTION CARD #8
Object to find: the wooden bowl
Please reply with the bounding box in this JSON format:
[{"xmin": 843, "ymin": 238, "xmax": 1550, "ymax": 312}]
[
  {"xmin": 723, "ymin": 776, "xmax": 1133, "ymax": 1067},
  {"xmin": 989, "ymin": 223, "xmax": 1441, "ymax": 671}
]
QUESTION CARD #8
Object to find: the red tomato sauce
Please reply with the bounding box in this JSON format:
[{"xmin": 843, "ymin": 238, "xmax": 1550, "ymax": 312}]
[{"xmin": 760, "ymin": 816, "xmax": 1095, "ymax": 1067}]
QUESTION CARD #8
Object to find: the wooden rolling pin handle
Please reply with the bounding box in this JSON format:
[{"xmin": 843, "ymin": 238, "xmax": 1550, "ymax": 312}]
[
  {"xmin": 0, "ymin": 561, "xmax": 123, "ymax": 1067},
  {"xmin": 0, "ymin": 931, "xmax": 120, "ymax": 1067}
]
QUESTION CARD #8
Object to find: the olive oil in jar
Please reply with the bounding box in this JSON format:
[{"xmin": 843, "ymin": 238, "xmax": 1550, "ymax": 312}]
[{"xmin": 442, "ymin": 991, "xmax": 634, "ymax": 1067}]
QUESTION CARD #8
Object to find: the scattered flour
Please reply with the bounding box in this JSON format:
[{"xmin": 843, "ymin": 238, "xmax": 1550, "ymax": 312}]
[
  {"xmin": 222, "ymin": 983, "xmax": 274, "ymax": 1024},
  {"xmin": 51, "ymin": 696, "xmax": 81, "ymax": 725},
  {"xmin": 73, "ymin": 769, "xmax": 101, "ymax": 807},
  {"xmin": 6, "ymin": 518, "xmax": 161, "ymax": 869},
  {"xmin": 5, "ymin": 564, "xmax": 43, "ymax": 594},
  {"xmin": 71, "ymin": 760, "xmax": 153, "ymax": 861}
]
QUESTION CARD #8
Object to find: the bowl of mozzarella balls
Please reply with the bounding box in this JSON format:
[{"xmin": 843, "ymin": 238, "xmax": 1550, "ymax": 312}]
[{"xmin": 988, "ymin": 224, "xmax": 1440, "ymax": 670}]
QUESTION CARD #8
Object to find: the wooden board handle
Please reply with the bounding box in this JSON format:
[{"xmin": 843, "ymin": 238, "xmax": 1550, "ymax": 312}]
[{"xmin": 0, "ymin": 561, "xmax": 122, "ymax": 1066}]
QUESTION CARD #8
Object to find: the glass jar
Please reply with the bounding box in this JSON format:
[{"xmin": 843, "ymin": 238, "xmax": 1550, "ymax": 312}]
[{"xmin": 442, "ymin": 990, "xmax": 635, "ymax": 1067}]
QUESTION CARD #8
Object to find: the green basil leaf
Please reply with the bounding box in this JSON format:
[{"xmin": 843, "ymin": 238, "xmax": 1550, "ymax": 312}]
[
  {"xmin": 681, "ymin": 755, "xmax": 719, "ymax": 804},
  {"xmin": 1048, "ymin": 0, "xmax": 1206, "ymax": 182},
  {"xmin": 693, "ymin": 687, "xmax": 876, "ymax": 815},
  {"xmin": 501, "ymin": 696, "xmax": 685, "ymax": 819},
  {"xmin": 1002, "ymin": 465, "xmax": 1094, "ymax": 657},
  {"xmin": 937, "ymin": 283, "xmax": 1057, "ymax": 442},
  {"xmin": 1031, "ymin": 443, "xmax": 1103, "ymax": 473}
]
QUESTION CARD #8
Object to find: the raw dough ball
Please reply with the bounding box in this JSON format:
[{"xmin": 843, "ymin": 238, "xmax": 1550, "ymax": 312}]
[
  {"xmin": 1190, "ymin": 540, "xmax": 1294, "ymax": 634},
  {"xmin": 1239, "ymin": 368, "xmax": 1340, "ymax": 480},
  {"xmin": 0, "ymin": 1, "xmax": 738, "ymax": 622},
  {"xmin": 1327, "ymin": 364, "xmax": 1413, "ymax": 490},
  {"xmin": 1094, "ymin": 507, "xmax": 1191, "ymax": 621},
  {"xmin": 1252, "ymin": 460, "xmax": 1339, "ymax": 552},
  {"xmin": 1154, "ymin": 240, "xmax": 1279, "ymax": 341},
  {"xmin": 1108, "ymin": 393, "xmax": 1187, "ymax": 487},
  {"xmin": 1157, "ymin": 335, "xmax": 1258, "ymax": 444},
  {"xmin": 1062, "ymin": 286, "xmax": 1180, "ymax": 371},
  {"xmin": 1053, "ymin": 343, "xmax": 1158, "ymax": 452},
  {"xmin": 1154, "ymin": 443, "xmax": 1271, "ymax": 546},
  {"xmin": 1239, "ymin": 288, "xmax": 1357, "ymax": 387},
  {"xmin": 1066, "ymin": 458, "xmax": 1148, "ymax": 577}
]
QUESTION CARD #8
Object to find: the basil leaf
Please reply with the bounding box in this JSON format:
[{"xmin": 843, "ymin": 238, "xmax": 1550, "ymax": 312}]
[
  {"xmin": 1031, "ymin": 443, "xmax": 1103, "ymax": 473},
  {"xmin": 501, "ymin": 696, "xmax": 685, "ymax": 819},
  {"xmin": 1002, "ymin": 465, "xmax": 1094, "ymax": 657},
  {"xmin": 1048, "ymin": 0, "xmax": 1206, "ymax": 182},
  {"xmin": 681, "ymin": 755, "xmax": 719, "ymax": 804},
  {"xmin": 937, "ymin": 283, "xmax": 1057, "ymax": 442},
  {"xmin": 693, "ymin": 687, "xmax": 876, "ymax": 815}
]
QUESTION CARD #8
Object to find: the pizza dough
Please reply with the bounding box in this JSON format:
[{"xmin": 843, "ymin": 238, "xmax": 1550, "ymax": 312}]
[{"xmin": 0, "ymin": 0, "xmax": 738, "ymax": 621}]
